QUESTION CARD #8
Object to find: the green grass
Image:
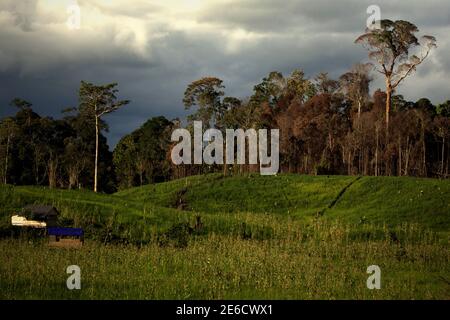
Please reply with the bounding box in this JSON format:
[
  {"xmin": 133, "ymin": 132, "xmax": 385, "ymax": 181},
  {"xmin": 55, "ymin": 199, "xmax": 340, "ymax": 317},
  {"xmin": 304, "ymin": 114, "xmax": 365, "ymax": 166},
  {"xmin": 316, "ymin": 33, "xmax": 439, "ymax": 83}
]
[
  {"xmin": 115, "ymin": 174, "xmax": 355, "ymax": 216},
  {"xmin": 1, "ymin": 225, "xmax": 449, "ymax": 299},
  {"xmin": 116, "ymin": 174, "xmax": 450, "ymax": 233},
  {"xmin": 327, "ymin": 176, "xmax": 450, "ymax": 231},
  {"xmin": 0, "ymin": 174, "xmax": 449, "ymax": 299},
  {"xmin": 2, "ymin": 174, "xmax": 448, "ymax": 237}
]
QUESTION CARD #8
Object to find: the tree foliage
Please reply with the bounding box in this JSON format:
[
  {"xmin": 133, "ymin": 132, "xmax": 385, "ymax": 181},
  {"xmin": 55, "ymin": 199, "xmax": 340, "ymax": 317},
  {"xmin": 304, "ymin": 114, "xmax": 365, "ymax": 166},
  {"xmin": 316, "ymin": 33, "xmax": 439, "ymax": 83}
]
[
  {"xmin": 0, "ymin": 19, "xmax": 447, "ymax": 190},
  {"xmin": 355, "ymin": 19, "xmax": 437, "ymax": 128}
]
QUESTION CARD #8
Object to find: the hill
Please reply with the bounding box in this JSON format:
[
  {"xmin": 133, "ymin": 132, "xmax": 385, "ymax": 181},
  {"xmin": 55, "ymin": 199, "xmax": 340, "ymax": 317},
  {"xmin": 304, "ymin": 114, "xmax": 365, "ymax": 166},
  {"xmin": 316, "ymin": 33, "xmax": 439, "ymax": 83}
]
[
  {"xmin": 1, "ymin": 174, "xmax": 449, "ymax": 242},
  {"xmin": 116, "ymin": 174, "xmax": 450, "ymax": 231},
  {"xmin": 1, "ymin": 174, "xmax": 449, "ymax": 299}
]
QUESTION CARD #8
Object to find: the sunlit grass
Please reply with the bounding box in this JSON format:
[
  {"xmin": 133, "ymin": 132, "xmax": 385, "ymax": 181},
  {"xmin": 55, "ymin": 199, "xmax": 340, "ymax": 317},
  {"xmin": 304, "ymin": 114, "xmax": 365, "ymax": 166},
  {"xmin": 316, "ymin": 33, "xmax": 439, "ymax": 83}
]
[
  {"xmin": 0, "ymin": 222, "xmax": 448, "ymax": 299},
  {"xmin": 0, "ymin": 174, "xmax": 449, "ymax": 299}
]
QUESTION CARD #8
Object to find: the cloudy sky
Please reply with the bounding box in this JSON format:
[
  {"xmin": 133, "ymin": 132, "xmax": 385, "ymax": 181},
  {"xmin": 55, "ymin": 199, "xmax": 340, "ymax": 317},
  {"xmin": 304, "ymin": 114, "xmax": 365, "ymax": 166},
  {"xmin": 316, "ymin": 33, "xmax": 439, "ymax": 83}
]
[{"xmin": 1, "ymin": 0, "xmax": 449, "ymax": 147}]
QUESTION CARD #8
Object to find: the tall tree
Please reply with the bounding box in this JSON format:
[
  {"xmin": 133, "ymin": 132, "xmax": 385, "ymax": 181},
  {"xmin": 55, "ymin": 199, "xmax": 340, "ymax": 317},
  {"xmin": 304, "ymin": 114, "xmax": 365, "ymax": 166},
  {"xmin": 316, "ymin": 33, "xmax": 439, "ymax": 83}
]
[
  {"xmin": 355, "ymin": 20, "xmax": 436, "ymax": 129},
  {"xmin": 113, "ymin": 116, "xmax": 173, "ymax": 189},
  {"xmin": 250, "ymin": 71, "xmax": 287, "ymax": 109},
  {"xmin": 339, "ymin": 63, "xmax": 372, "ymax": 119},
  {"xmin": 314, "ymin": 72, "xmax": 339, "ymax": 95},
  {"xmin": 285, "ymin": 69, "xmax": 316, "ymax": 104},
  {"xmin": 0, "ymin": 118, "xmax": 18, "ymax": 184},
  {"xmin": 183, "ymin": 77, "xmax": 225, "ymax": 127},
  {"xmin": 113, "ymin": 134, "xmax": 137, "ymax": 189},
  {"xmin": 434, "ymin": 103, "xmax": 450, "ymax": 175},
  {"xmin": 433, "ymin": 116, "xmax": 450, "ymax": 176},
  {"xmin": 78, "ymin": 81, "xmax": 129, "ymax": 192},
  {"xmin": 12, "ymin": 99, "xmax": 42, "ymax": 185},
  {"xmin": 63, "ymin": 135, "xmax": 88, "ymax": 189}
]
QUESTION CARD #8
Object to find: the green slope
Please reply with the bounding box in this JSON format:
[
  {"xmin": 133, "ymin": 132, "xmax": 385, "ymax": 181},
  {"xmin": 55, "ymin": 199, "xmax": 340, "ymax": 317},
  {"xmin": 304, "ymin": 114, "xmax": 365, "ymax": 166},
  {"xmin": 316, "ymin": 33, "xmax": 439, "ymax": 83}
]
[
  {"xmin": 1, "ymin": 174, "xmax": 449, "ymax": 242},
  {"xmin": 116, "ymin": 174, "xmax": 450, "ymax": 231},
  {"xmin": 327, "ymin": 176, "xmax": 450, "ymax": 231},
  {"xmin": 116, "ymin": 174, "xmax": 355, "ymax": 215}
]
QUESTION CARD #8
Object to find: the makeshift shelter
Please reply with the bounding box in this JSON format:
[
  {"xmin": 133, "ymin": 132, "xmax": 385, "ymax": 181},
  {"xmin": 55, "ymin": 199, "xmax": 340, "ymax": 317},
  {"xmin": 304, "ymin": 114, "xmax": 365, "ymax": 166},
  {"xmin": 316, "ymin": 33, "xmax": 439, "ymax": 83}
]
[{"xmin": 11, "ymin": 205, "xmax": 59, "ymax": 228}]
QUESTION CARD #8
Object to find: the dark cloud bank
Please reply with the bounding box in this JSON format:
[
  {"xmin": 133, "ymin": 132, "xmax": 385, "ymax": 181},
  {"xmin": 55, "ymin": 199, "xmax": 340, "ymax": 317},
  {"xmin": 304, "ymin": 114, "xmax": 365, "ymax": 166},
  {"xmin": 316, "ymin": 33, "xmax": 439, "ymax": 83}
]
[{"xmin": 1, "ymin": 0, "xmax": 449, "ymax": 147}]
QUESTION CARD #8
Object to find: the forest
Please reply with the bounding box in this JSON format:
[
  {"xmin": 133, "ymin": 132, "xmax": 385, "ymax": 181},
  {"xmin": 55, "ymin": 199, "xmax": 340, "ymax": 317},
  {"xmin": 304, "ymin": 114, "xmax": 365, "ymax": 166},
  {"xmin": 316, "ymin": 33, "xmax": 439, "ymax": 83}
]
[{"xmin": 0, "ymin": 20, "xmax": 449, "ymax": 192}]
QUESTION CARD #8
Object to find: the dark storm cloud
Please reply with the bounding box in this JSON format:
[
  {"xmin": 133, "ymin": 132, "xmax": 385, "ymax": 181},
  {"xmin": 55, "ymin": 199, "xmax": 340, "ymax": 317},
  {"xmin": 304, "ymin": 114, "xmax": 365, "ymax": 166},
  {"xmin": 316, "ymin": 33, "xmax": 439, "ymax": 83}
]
[
  {"xmin": 1, "ymin": 0, "xmax": 449, "ymax": 147},
  {"xmin": 198, "ymin": 0, "xmax": 368, "ymax": 33},
  {"xmin": 199, "ymin": 0, "xmax": 450, "ymax": 32}
]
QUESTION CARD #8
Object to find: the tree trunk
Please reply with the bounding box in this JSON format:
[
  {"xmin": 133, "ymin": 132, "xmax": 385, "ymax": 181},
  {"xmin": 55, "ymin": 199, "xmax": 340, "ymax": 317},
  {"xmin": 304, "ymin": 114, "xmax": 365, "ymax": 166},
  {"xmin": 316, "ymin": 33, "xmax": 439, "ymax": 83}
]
[
  {"xmin": 358, "ymin": 146, "xmax": 362, "ymax": 174},
  {"xmin": 34, "ymin": 151, "xmax": 40, "ymax": 185},
  {"xmin": 385, "ymin": 78, "xmax": 392, "ymax": 131},
  {"xmin": 405, "ymin": 137, "xmax": 410, "ymax": 176},
  {"xmin": 4, "ymin": 134, "xmax": 10, "ymax": 184},
  {"xmin": 441, "ymin": 137, "xmax": 445, "ymax": 176},
  {"xmin": 422, "ymin": 124, "xmax": 427, "ymax": 177},
  {"xmin": 375, "ymin": 126, "xmax": 379, "ymax": 177},
  {"xmin": 348, "ymin": 151, "xmax": 352, "ymax": 175},
  {"xmin": 48, "ymin": 157, "xmax": 58, "ymax": 189},
  {"xmin": 398, "ymin": 137, "xmax": 402, "ymax": 176},
  {"xmin": 94, "ymin": 114, "xmax": 99, "ymax": 193},
  {"xmin": 68, "ymin": 166, "xmax": 78, "ymax": 190},
  {"xmin": 358, "ymin": 100, "xmax": 362, "ymax": 120},
  {"xmin": 305, "ymin": 151, "xmax": 309, "ymax": 173},
  {"xmin": 447, "ymin": 144, "xmax": 449, "ymax": 176}
]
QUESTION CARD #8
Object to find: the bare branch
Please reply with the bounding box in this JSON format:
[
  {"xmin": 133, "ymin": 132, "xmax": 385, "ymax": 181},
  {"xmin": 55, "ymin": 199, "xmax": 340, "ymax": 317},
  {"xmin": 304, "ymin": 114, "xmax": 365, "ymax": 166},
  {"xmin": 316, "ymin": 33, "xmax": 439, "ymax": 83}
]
[{"xmin": 392, "ymin": 47, "xmax": 431, "ymax": 89}]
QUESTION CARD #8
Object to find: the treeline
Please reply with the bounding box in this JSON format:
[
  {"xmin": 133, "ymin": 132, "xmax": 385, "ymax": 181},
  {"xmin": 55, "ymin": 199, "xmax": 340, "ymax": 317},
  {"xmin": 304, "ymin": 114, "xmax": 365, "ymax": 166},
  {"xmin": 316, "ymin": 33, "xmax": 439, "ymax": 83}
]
[
  {"xmin": 0, "ymin": 98, "xmax": 112, "ymax": 192},
  {"xmin": 165, "ymin": 70, "xmax": 450, "ymax": 180},
  {"xmin": 0, "ymin": 19, "xmax": 449, "ymax": 192},
  {"xmin": 0, "ymin": 70, "xmax": 449, "ymax": 192},
  {"xmin": 163, "ymin": 19, "xmax": 449, "ymax": 180},
  {"xmin": 0, "ymin": 78, "xmax": 179, "ymax": 192}
]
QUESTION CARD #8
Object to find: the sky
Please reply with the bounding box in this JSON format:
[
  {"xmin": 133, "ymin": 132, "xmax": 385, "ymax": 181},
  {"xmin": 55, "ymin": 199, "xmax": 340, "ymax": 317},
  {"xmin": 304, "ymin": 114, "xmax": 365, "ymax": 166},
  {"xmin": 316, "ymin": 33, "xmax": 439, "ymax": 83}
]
[{"xmin": 0, "ymin": 0, "xmax": 449, "ymax": 147}]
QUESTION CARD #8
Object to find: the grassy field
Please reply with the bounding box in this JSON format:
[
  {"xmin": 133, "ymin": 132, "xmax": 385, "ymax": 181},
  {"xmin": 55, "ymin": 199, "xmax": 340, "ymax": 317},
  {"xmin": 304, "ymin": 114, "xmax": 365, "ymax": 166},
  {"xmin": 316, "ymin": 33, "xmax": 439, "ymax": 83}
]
[{"xmin": 0, "ymin": 174, "xmax": 449, "ymax": 299}]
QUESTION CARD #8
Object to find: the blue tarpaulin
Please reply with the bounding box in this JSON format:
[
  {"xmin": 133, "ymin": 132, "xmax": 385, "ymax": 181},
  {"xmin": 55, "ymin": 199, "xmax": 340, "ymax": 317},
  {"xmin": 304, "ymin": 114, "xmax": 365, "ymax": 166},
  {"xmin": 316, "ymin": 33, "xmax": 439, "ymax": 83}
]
[{"xmin": 47, "ymin": 227, "xmax": 84, "ymax": 237}]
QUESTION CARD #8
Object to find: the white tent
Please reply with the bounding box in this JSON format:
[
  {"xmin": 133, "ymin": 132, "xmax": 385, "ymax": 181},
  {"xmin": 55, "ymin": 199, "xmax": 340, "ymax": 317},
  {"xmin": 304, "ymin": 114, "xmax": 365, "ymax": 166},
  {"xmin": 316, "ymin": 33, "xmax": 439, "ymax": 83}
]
[{"xmin": 11, "ymin": 215, "xmax": 46, "ymax": 228}]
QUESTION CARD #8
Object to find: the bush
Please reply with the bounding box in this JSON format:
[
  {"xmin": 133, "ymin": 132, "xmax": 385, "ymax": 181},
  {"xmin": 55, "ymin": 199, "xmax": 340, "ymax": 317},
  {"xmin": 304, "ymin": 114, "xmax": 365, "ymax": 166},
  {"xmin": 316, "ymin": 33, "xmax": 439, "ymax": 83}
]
[{"xmin": 158, "ymin": 222, "xmax": 192, "ymax": 248}]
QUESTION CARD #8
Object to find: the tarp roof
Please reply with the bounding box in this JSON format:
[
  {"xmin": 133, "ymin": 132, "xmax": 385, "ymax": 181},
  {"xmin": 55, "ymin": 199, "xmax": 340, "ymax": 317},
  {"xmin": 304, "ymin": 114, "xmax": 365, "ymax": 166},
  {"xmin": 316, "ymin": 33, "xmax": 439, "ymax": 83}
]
[{"xmin": 48, "ymin": 227, "xmax": 83, "ymax": 237}]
